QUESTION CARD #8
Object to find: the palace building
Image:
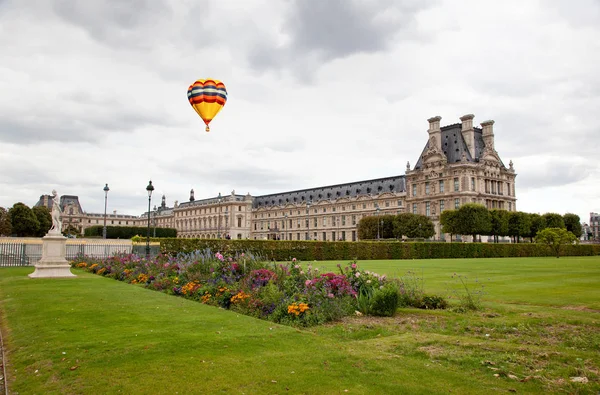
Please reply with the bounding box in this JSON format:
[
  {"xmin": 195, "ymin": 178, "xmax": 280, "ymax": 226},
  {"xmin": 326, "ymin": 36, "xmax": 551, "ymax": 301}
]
[{"xmin": 38, "ymin": 114, "xmax": 517, "ymax": 240}]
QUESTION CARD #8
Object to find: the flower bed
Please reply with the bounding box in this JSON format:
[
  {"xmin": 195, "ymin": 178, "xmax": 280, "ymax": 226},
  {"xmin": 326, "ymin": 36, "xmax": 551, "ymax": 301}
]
[{"xmin": 71, "ymin": 249, "xmax": 401, "ymax": 327}]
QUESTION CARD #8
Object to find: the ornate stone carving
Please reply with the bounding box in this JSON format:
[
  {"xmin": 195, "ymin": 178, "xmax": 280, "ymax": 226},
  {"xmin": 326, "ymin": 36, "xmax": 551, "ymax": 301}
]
[{"xmin": 49, "ymin": 190, "xmax": 62, "ymax": 235}]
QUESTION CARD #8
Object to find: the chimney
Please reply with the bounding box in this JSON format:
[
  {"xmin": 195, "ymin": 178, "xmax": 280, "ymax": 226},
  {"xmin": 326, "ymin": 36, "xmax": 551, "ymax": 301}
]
[
  {"xmin": 460, "ymin": 114, "xmax": 475, "ymax": 158},
  {"xmin": 481, "ymin": 120, "xmax": 495, "ymax": 150},
  {"xmin": 427, "ymin": 116, "xmax": 442, "ymax": 151}
]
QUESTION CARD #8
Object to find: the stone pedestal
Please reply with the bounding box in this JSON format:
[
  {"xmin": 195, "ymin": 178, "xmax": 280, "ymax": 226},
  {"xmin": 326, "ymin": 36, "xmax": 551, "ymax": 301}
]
[{"xmin": 29, "ymin": 235, "xmax": 76, "ymax": 278}]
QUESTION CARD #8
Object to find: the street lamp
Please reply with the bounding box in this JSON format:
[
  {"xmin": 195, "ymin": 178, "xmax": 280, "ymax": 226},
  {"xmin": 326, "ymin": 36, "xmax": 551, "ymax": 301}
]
[
  {"xmin": 102, "ymin": 183, "xmax": 109, "ymax": 239},
  {"xmin": 306, "ymin": 200, "xmax": 312, "ymax": 240},
  {"xmin": 145, "ymin": 180, "xmax": 154, "ymax": 258},
  {"xmin": 284, "ymin": 213, "xmax": 288, "ymax": 240},
  {"xmin": 217, "ymin": 192, "xmax": 222, "ymax": 239}
]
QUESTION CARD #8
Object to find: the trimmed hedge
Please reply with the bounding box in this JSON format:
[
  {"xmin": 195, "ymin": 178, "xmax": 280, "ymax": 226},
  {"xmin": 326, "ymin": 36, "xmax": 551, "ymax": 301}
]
[
  {"xmin": 84, "ymin": 225, "xmax": 177, "ymax": 239},
  {"xmin": 158, "ymin": 239, "xmax": 600, "ymax": 261}
]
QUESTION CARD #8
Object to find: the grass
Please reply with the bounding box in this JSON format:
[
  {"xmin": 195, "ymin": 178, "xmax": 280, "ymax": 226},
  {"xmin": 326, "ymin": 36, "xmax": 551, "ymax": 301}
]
[{"xmin": 0, "ymin": 256, "xmax": 598, "ymax": 394}]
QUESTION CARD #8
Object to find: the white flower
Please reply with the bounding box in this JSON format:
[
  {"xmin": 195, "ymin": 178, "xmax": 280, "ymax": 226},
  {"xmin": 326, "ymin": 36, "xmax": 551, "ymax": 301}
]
[
  {"xmin": 355, "ymin": 272, "xmax": 361, "ymax": 277},
  {"xmin": 366, "ymin": 280, "xmax": 371, "ymax": 284}
]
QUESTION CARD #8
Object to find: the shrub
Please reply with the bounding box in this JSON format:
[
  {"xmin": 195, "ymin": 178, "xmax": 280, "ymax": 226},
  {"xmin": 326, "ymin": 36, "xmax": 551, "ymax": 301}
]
[
  {"xmin": 419, "ymin": 295, "xmax": 448, "ymax": 310},
  {"xmin": 368, "ymin": 282, "xmax": 400, "ymax": 317}
]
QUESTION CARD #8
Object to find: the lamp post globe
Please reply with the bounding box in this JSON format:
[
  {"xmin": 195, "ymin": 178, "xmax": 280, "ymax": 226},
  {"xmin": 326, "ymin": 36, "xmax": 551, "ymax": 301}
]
[
  {"xmin": 145, "ymin": 180, "xmax": 154, "ymax": 258},
  {"xmin": 102, "ymin": 183, "xmax": 110, "ymax": 239}
]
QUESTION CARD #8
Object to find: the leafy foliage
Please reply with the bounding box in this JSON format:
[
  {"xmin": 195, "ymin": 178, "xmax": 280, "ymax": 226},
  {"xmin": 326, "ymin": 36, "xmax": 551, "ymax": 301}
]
[
  {"xmin": 563, "ymin": 213, "xmax": 582, "ymax": 238},
  {"xmin": 358, "ymin": 213, "xmax": 435, "ymax": 240},
  {"xmin": 543, "ymin": 212, "xmax": 565, "ymax": 229},
  {"xmin": 0, "ymin": 206, "xmax": 12, "ymax": 236},
  {"xmin": 536, "ymin": 227, "xmax": 578, "ymax": 258},
  {"xmin": 454, "ymin": 204, "xmax": 491, "ymax": 241},
  {"xmin": 32, "ymin": 206, "xmax": 52, "ymax": 236},
  {"xmin": 8, "ymin": 202, "xmax": 39, "ymax": 237}
]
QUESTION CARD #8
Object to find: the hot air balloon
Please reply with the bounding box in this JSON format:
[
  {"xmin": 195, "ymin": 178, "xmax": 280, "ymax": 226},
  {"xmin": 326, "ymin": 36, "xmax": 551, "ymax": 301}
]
[{"xmin": 187, "ymin": 79, "xmax": 228, "ymax": 132}]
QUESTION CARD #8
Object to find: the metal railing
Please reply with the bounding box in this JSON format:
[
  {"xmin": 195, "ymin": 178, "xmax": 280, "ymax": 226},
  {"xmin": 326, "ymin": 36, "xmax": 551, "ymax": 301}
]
[{"xmin": 0, "ymin": 238, "xmax": 155, "ymax": 267}]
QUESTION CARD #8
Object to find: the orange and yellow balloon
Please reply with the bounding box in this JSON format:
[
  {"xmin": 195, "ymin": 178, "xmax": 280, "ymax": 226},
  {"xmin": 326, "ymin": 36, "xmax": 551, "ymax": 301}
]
[{"xmin": 187, "ymin": 79, "xmax": 228, "ymax": 132}]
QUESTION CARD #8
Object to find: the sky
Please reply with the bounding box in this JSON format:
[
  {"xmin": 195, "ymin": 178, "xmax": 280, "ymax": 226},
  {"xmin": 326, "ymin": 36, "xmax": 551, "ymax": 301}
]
[{"xmin": 1, "ymin": 0, "xmax": 599, "ymax": 222}]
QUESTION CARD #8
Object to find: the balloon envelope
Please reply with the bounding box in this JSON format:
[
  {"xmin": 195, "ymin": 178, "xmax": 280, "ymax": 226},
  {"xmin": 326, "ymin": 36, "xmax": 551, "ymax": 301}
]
[{"xmin": 187, "ymin": 79, "xmax": 227, "ymax": 132}]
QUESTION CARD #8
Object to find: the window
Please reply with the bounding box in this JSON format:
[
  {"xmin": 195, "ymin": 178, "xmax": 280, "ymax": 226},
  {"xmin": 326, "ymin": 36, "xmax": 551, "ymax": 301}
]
[
  {"xmin": 323, "ymin": 208, "xmax": 326, "ymax": 212},
  {"xmin": 412, "ymin": 184, "xmax": 417, "ymax": 197},
  {"xmin": 397, "ymin": 200, "xmax": 402, "ymax": 206},
  {"xmin": 238, "ymin": 206, "xmax": 242, "ymax": 211},
  {"xmin": 352, "ymin": 205, "xmax": 356, "ymax": 210},
  {"xmin": 314, "ymin": 218, "xmax": 318, "ymax": 227},
  {"xmin": 439, "ymin": 180, "xmax": 444, "ymax": 193},
  {"xmin": 385, "ymin": 201, "xmax": 390, "ymax": 207},
  {"xmin": 425, "ymin": 182, "xmax": 430, "ymax": 195},
  {"xmin": 454, "ymin": 178, "xmax": 459, "ymax": 192},
  {"xmin": 323, "ymin": 217, "xmax": 327, "ymax": 226},
  {"xmin": 508, "ymin": 202, "xmax": 512, "ymax": 211},
  {"xmin": 454, "ymin": 198, "xmax": 460, "ymax": 209},
  {"xmin": 412, "ymin": 203, "xmax": 417, "ymax": 214},
  {"xmin": 440, "ymin": 200, "xmax": 445, "ymax": 213},
  {"xmin": 342, "ymin": 216, "xmax": 346, "ymax": 226},
  {"xmin": 425, "ymin": 202, "xmax": 430, "ymax": 216},
  {"xmin": 471, "ymin": 177, "xmax": 475, "ymax": 191},
  {"xmin": 352, "ymin": 215, "xmax": 356, "ymax": 225},
  {"xmin": 362, "ymin": 203, "xmax": 366, "ymax": 209}
]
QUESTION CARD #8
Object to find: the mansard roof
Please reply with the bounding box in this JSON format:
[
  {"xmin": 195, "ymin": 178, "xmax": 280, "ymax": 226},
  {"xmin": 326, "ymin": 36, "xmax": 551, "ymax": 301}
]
[
  {"xmin": 253, "ymin": 175, "xmax": 405, "ymax": 208},
  {"xmin": 59, "ymin": 195, "xmax": 83, "ymax": 213},
  {"xmin": 414, "ymin": 123, "xmax": 488, "ymax": 170},
  {"xmin": 177, "ymin": 194, "xmax": 248, "ymax": 208}
]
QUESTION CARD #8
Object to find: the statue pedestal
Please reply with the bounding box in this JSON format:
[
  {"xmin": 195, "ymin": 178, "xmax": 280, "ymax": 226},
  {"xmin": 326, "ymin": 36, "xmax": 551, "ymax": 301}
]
[{"xmin": 29, "ymin": 234, "xmax": 76, "ymax": 278}]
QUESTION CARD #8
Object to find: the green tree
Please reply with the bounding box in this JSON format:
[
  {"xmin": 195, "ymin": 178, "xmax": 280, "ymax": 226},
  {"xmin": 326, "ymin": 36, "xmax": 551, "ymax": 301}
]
[
  {"xmin": 0, "ymin": 207, "xmax": 12, "ymax": 236},
  {"xmin": 454, "ymin": 204, "xmax": 491, "ymax": 242},
  {"xmin": 527, "ymin": 213, "xmax": 546, "ymax": 242},
  {"xmin": 507, "ymin": 211, "xmax": 531, "ymax": 243},
  {"xmin": 392, "ymin": 213, "xmax": 412, "ymax": 239},
  {"xmin": 535, "ymin": 227, "xmax": 578, "ymax": 258},
  {"xmin": 32, "ymin": 206, "xmax": 52, "ymax": 236},
  {"xmin": 357, "ymin": 216, "xmax": 378, "ymax": 240},
  {"xmin": 404, "ymin": 214, "xmax": 435, "ymax": 239},
  {"xmin": 8, "ymin": 202, "xmax": 40, "ymax": 237},
  {"xmin": 440, "ymin": 210, "xmax": 459, "ymax": 242},
  {"xmin": 380, "ymin": 215, "xmax": 395, "ymax": 239},
  {"xmin": 543, "ymin": 212, "xmax": 565, "ymax": 229},
  {"xmin": 489, "ymin": 209, "xmax": 509, "ymax": 243},
  {"xmin": 563, "ymin": 213, "xmax": 582, "ymax": 238}
]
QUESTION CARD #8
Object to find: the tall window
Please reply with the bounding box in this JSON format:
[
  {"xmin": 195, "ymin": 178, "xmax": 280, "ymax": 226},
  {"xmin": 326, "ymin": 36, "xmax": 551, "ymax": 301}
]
[
  {"xmin": 440, "ymin": 200, "xmax": 445, "ymax": 213},
  {"xmin": 323, "ymin": 217, "xmax": 327, "ymax": 226},
  {"xmin": 425, "ymin": 182, "xmax": 430, "ymax": 195},
  {"xmin": 425, "ymin": 201, "xmax": 430, "ymax": 216},
  {"xmin": 454, "ymin": 178, "xmax": 459, "ymax": 192},
  {"xmin": 342, "ymin": 215, "xmax": 346, "ymax": 225},
  {"xmin": 352, "ymin": 215, "xmax": 356, "ymax": 225},
  {"xmin": 412, "ymin": 184, "xmax": 417, "ymax": 197},
  {"xmin": 238, "ymin": 217, "xmax": 242, "ymax": 227},
  {"xmin": 412, "ymin": 203, "xmax": 417, "ymax": 214},
  {"xmin": 454, "ymin": 198, "xmax": 460, "ymax": 209},
  {"xmin": 471, "ymin": 177, "xmax": 475, "ymax": 191},
  {"xmin": 397, "ymin": 200, "xmax": 403, "ymax": 206},
  {"xmin": 439, "ymin": 180, "xmax": 444, "ymax": 193}
]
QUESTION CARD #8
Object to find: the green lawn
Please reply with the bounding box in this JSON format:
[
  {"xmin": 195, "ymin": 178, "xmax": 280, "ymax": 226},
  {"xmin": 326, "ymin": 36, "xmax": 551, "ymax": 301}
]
[{"xmin": 0, "ymin": 256, "xmax": 599, "ymax": 394}]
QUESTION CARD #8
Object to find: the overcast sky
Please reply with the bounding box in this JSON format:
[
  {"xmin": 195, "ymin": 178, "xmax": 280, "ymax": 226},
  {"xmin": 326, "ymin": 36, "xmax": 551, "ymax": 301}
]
[{"xmin": 1, "ymin": 0, "xmax": 599, "ymax": 222}]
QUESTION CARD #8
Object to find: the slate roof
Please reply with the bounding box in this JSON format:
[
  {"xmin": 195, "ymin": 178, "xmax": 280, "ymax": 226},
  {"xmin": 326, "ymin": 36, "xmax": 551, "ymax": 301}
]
[
  {"xmin": 414, "ymin": 124, "xmax": 493, "ymax": 169},
  {"xmin": 59, "ymin": 195, "xmax": 83, "ymax": 213},
  {"xmin": 253, "ymin": 175, "xmax": 405, "ymax": 209}
]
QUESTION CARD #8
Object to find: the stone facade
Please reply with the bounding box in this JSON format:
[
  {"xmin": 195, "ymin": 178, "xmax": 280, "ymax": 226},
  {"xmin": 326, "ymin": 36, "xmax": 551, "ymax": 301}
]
[
  {"xmin": 34, "ymin": 114, "xmax": 517, "ymax": 241},
  {"xmin": 405, "ymin": 115, "xmax": 517, "ymax": 239},
  {"xmin": 590, "ymin": 212, "xmax": 600, "ymax": 241}
]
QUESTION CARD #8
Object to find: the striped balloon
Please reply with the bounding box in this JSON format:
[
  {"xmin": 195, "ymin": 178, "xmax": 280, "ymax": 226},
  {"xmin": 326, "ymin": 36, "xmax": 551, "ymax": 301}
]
[{"xmin": 187, "ymin": 79, "xmax": 228, "ymax": 132}]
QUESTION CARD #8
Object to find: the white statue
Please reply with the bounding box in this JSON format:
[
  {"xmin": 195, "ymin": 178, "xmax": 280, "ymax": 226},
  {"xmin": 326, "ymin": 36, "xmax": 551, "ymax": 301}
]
[{"xmin": 49, "ymin": 190, "xmax": 62, "ymax": 235}]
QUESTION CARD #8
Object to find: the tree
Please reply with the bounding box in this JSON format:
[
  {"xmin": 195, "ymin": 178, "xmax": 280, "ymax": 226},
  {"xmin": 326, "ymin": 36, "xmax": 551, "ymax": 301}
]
[
  {"xmin": 0, "ymin": 207, "xmax": 12, "ymax": 236},
  {"xmin": 357, "ymin": 216, "xmax": 378, "ymax": 240},
  {"xmin": 8, "ymin": 202, "xmax": 40, "ymax": 237},
  {"xmin": 543, "ymin": 212, "xmax": 565, "ymax": 229},
  {"xmin": 440, "ymin": 210, "xmax": 459, "ymax": 242},
  {"xmin": 454, "ymin": 204, "xmax": 491, "ymax": 242},
  {"xmin": 563, "ymin": 213, "xmax": 582, "ymax": 239},
  {"xmin": 404, "ymin": 214, "xmax": 435, "ymax": 239},
  {"xmin": 507, "ymin": 211, "xmax": 531, "ymax": 243},
  {"xmin": 489, "ymin": 209, "xmax": 509, "ymax": 243},
  {"xmin": 536, "ymin": 227, "xmax": 577, "ymax": 258},
  {"xmin": 527, "ymin": 213, "xmax": 546, "ymax": 242},
  {"xmin": 32, "ymin": 206, "xmax": 52, "ymax": 236},
  {"xmin": 393, "ymin": 213, "xmax": 413, "ymax": 239}
]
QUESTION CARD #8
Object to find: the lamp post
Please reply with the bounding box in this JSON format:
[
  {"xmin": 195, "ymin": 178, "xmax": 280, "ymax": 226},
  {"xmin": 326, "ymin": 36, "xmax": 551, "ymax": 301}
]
[
  {"xmin": 145, "ymin": 180, "xmax": 154, "ymax": 258},
  {"xmin": 217, "ymin": 192, "xmax": 222, "ymax": 239},
  {"xmin": 306, "ymin": 200, "xmax": 312, "ymax": 240},
  {"xmin": 102, "ymin": 183, "xmax": 109, "ymax": 239},
  {"xmin": 376, "ymin": 206, "xmax": 381, "ymax": 240}
]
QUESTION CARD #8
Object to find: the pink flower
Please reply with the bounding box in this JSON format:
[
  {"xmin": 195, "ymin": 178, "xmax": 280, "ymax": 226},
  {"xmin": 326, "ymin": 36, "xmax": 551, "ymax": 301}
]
[
  {"xmin": 292, "ymin": 258, "xmax": 297, "ymax": 262},
  {"xmin": 351, "ymin": 263, "xmax": 357, "ymax": 269},
  {"xmin": 305, "ymin": 280, "xmax": 311, "ymax": 286},
  {"xmin": 355, "ymin": 272, "xmax": 360, "ymax": 278},
  {"xmin": 327, "ymin": 293, "xmax": 334, "ymax": 298},
  {"xmin": 294, "ymin": 264, "xmax": 300, "ymax": 269}
]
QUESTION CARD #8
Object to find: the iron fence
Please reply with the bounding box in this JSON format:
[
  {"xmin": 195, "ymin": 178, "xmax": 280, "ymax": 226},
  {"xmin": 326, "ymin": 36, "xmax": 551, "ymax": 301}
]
[{"xmin": 0, "ymin": 239, "xmax": 158, "ymax": 267}]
